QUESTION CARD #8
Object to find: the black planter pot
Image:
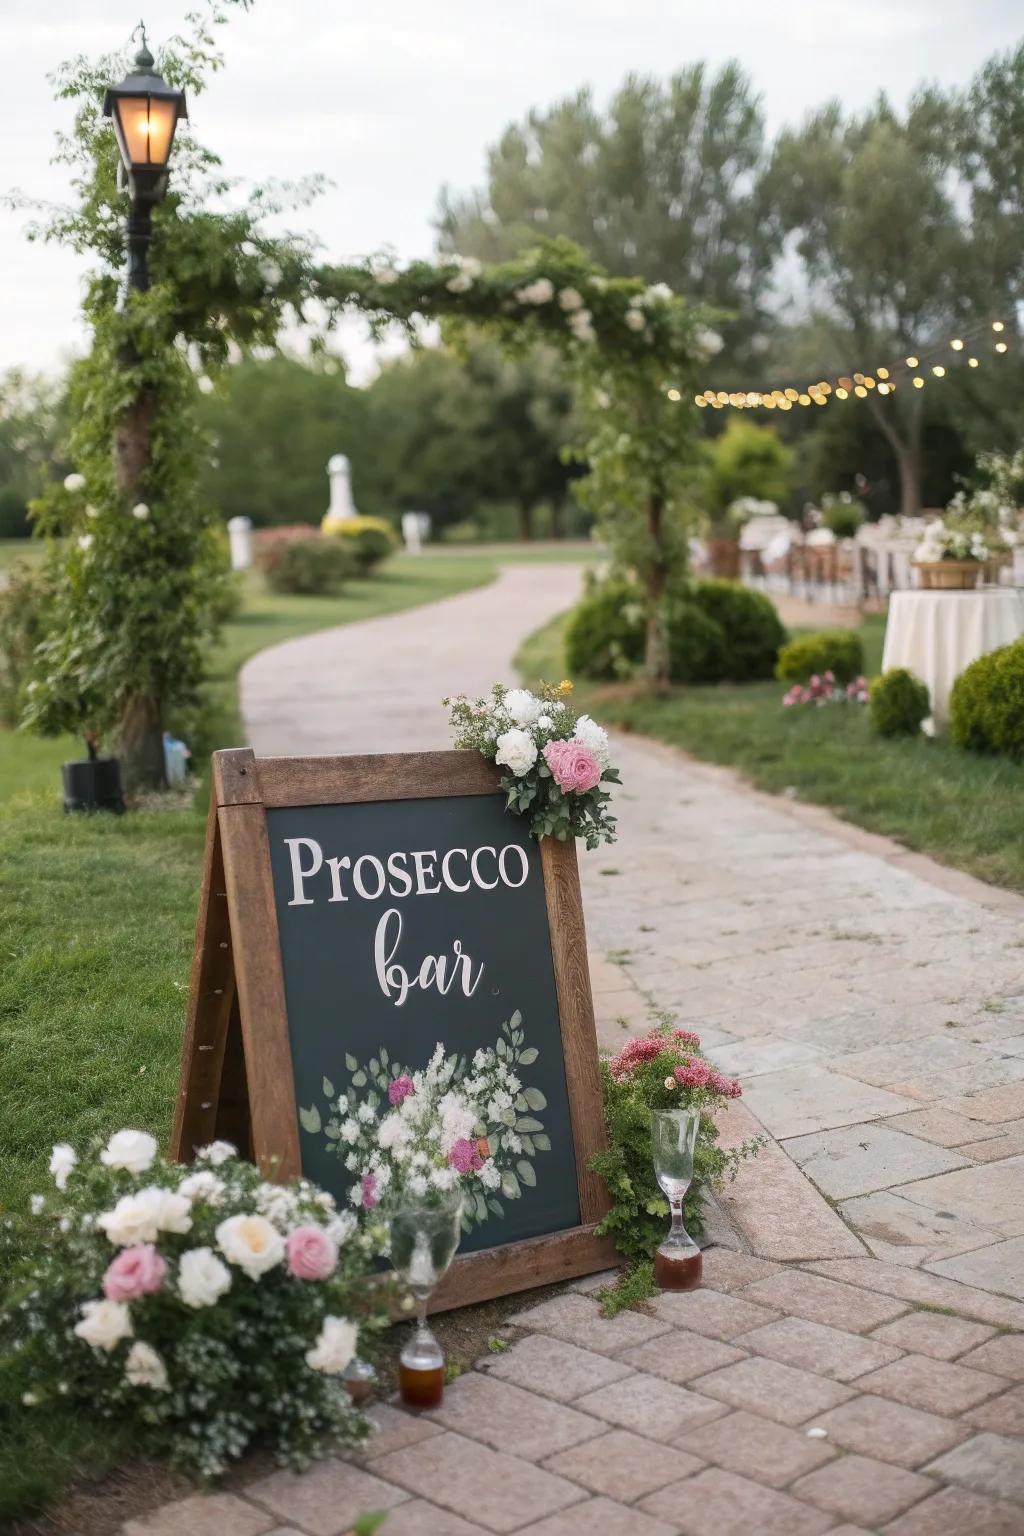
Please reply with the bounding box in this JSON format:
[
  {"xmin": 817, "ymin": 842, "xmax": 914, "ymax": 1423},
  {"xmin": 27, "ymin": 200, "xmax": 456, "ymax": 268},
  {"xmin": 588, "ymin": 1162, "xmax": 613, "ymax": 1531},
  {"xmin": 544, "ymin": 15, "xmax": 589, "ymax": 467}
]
[{"xmin": 62, "ymin": 756, "xmax": 125, "ymax": 814}]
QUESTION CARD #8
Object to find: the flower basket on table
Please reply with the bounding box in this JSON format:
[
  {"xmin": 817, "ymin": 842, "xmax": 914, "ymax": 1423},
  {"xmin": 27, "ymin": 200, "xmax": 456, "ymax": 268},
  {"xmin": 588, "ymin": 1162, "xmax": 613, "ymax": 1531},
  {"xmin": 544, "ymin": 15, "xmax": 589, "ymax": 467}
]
[
  {"xmin": 913, "ymin": 523, "xmax": 989, "ymax": 590},
  {"xmin": 1, "ymin": 1131, "xmax": 387, "ymax": 1478}
]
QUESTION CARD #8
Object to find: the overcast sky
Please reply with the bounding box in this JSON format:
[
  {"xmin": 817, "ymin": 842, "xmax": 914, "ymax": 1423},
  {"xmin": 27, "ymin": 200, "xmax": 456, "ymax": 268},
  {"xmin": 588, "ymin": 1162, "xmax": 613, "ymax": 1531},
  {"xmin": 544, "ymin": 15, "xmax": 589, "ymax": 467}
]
[{"xmin": 2, "ymin": 0, "xmax": 1022, "ymax": 382}]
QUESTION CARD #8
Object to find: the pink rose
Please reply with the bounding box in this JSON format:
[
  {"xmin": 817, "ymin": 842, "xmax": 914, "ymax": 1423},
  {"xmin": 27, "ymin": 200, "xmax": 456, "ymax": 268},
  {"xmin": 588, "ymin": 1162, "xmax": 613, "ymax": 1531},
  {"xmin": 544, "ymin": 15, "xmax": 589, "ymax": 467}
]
[
  {"xmin": 286, "ymin": 1225, "xmax": 338, "ymax": 1281},
  {"xmin": 360, "ymin": 1172, "xmax": 379, "ymax": 1209},
  {"xmin": 542, "ymin": 739, "xmax": 601, "ymax": 794},
  {"xmin": 388, "ymin": 1075, "xmax": 414, "ymax": 1107},
  {"xmin": 102, "ymin": 1244, "xmax": 166, "ymax": 1301}
]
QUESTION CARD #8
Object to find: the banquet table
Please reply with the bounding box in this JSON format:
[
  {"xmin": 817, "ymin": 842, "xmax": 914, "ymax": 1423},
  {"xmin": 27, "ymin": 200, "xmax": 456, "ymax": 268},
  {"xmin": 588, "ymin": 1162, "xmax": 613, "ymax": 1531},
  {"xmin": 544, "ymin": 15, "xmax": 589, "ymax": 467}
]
[{"xmin": 881, "ymin": 587, "xmax": 1024, "ymax": 732}]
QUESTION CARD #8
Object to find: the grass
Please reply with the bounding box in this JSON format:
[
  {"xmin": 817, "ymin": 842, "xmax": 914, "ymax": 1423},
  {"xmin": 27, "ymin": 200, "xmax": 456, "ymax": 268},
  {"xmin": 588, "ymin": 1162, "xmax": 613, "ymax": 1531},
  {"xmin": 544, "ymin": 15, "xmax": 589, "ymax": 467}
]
[
  {"xmin": 518, "ymin": 610, "xmax": 1024, "ymax": 893},
  {"xmin": 0, "ymin": 548, "xmax": 513, "ymax": 1524}
]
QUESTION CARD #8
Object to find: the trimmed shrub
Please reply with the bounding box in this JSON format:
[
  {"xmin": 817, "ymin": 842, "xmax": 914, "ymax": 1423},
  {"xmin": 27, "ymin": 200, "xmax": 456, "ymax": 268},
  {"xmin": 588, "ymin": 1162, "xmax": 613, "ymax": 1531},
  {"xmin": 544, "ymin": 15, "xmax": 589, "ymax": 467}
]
[
  {"xmin": 258, "ymin": 535, "xmax": 354, "ymax": 595},
  {"xmin": 565, "ymin": 580, "xmax": 646, "ymax": 680},
  {"xmin": 690, "ymin": 580, "xmax": 787, "ymax": 682},
  {"xmin": 566, "ymin": 578, "xmax": 786, "ymax": 685},
  {"xmin": 776, "ymin": 629, "xmax": 864, "ymax": 685},
  {"xmin": 869, "ymin": 668, "xmax": 930, "ymax": 738},
  {"xmin": 950, "ymin": 641, "xmax": 1024, "ymax": 759},
  {"xmin": 323, "ymin": 515, "xmax": 397, "ymax": 571},
  {"xmin": 0, "ymin": 559, "xmax": 53, "ymax": 725}
]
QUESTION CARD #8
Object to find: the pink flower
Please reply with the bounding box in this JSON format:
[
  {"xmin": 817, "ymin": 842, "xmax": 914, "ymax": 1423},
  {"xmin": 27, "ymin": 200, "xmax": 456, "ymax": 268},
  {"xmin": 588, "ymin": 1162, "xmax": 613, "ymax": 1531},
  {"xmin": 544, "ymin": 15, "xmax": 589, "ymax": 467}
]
[
  {"xmin": 672, "ymin": 1029, "xmax": 701, "ymax": 1047},
  {"xmin": 360, "ymin": 1172, "xmax": 379, "ymax": 1209},
  {"xmin": 286, "ymin": 1225, "xmax": 338, "ymax": 1281},
  {"xmin": 448, "ymin": 1138, "xmax": 484, "ymax": 1174},
  {"xmin": 102, "ymin": 1244, "xmax": 166, "ymax": 1301},
  {"xmin": 674, "ymin": 1056, "xmax": 712, "ymax": 1089},
  {"xmin": 388, "ymin": 1075, "xmax": 414, "ymax": 1107},
  {"xmin": 543, "ymin": 739, "xmax": 601, "ymax": 794}
]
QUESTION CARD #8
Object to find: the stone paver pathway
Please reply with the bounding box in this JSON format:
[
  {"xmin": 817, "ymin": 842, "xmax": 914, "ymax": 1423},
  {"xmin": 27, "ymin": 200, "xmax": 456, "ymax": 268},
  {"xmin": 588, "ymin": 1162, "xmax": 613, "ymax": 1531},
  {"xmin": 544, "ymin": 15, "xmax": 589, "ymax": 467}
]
[{"xmin": 124, "ymin": 564, "xmax": 1024, "ymax": 1534}]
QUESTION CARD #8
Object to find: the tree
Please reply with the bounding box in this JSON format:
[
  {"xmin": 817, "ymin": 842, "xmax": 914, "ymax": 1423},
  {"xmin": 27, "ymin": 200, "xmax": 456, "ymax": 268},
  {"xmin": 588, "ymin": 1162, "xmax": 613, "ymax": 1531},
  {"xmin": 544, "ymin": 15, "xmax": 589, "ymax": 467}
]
[
  {"xmin": 0, "ymin": 370, "xmax": 67, "ymax": 537},
  {"xmin": 198, "ymin": 354, "xmax": 372, "ymax": 527},
  {"xmin": 16, "ymin": 4, "xmax": 323, "ymax": 790},
  {"xmin": 703, "ymin": 420, "xmax": 793, "ymax": 520},
  {"xmin": 437, "ymin": 65, "xmax": 776, "ymax": 367},
  {"xmin": 765, "ymin": 97, "xmax": 970, "ymax": 516}
]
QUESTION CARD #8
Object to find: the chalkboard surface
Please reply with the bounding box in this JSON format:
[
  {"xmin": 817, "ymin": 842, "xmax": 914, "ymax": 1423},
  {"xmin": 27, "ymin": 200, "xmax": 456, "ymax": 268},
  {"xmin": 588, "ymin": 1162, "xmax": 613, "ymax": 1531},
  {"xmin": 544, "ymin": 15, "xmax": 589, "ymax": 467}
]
[{"xmin": 266, "ymin": 792, "xmax": 581, "ymax": 1252}]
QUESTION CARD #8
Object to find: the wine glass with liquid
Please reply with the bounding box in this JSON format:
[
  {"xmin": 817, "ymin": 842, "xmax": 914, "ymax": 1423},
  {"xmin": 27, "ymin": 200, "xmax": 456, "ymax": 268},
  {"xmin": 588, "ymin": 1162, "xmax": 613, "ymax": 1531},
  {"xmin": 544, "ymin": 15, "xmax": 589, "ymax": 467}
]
[
  {"xmin": 390, "ymin": 1189, "xmax": 464, "ymax": 1408},
  {"xmin": 651, "ymin": 1108, "xmax": 702, "ymax": 1290}
]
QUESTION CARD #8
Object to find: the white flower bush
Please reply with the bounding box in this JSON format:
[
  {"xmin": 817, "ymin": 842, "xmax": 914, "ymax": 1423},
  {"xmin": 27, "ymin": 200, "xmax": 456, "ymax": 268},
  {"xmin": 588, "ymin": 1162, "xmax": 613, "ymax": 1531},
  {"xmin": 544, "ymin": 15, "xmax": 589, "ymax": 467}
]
[
  {"xmin": 446, "ymin": 680, "xmax": 620, "ymax": 848},
  {"xmin": 1, "ymin": 1131, "xmax": 386, "ymax": 1478}
]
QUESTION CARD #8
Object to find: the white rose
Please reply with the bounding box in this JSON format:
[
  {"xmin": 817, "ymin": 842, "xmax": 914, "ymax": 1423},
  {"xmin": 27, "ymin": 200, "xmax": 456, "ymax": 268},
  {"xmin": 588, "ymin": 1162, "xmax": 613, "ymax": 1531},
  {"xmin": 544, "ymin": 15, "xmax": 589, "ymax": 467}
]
[
  {"xmin": 495, "ymin": 728, "xmax": 537, "ymax": 778},
  {"xmin": 178, "ymin": 1246, "xmax": 232, "ymax": 1309},
  {"xmin": 100, "ymin": 1129, "xmax": 158, "ymax": 1174},
  {"xmin": 97, "ymin": 1186, "xmax": 191, "ymax": 1247},
  {"xmin": 77, "ymin": 534, "xmax": 93, "ymax": 552},
  {"xmin": 155, "ymin": 1188, "xmax": 192, "ymax": 1235},
  {"xmin": 85, "ymin": 504, "xmax": 98, "ymax": 519},
  {"xmin": 196, "ymin": 1140, "xmax": 236, "ymax": 1166},
  {"xmin": 625, "ymin": 308, "xmax": 646, "ymax": 332},
  {"xmin": 503, "ymin": 688, "xmax": 540, "ymax": 726},
  {"xmin": 124, "ymin": 1340, "xmax": 169, "ymax": 1391},
  {"xmin": 49, "ymin": 1143, "xmax": 77, "ymax": 1192},
  {"xmin": 573, "ymin": 714, "xmax": 611, "ymax": 768},
  {"xmin": 537, "ymin": 714, "xmax": 553, "ymax": 729},
  {"xmin": 695, "ymin": 326, "xmax": 724, "ymax": 360},
  {"xmin": 177, "ymin": 1169, "xmax": 224, "ymax": 1205},
  {"xmin": 132, "ymin": 503, "xmax": 150, "ymax": 520},
  {"xmin": 325, "ymin": 1211, "xmax": 357, "ymax": 1247},
  {"xmin": 569, "ymin": 309, "xmax": 596, "ymax": 342},
  {"xmin": 644, "ymin": 282, "xmax": 673, "ymax": 303},
  {"xmin": 515, "ymin": 278, "xmax": 554, "ymax": 305},
  {"xmin": 445, "ymin": 270, "xmax": 474, "ymax": 293},
  {"xmin": 305, "ymin": 1315, "xmax": 358, "ymax": 1375},
  {"xmin": 74, "ymin": 1298, "xmax": 133, "ymax": 1352},
  {"xmin": 216, "ymin": 1213, "xmax": 285, "ymax": 1279},
  {"xmin": 63, "ymin": 473, "xmax": 86, "ymax": 492},
  {"xmin": 558, "ymin": 287, "xmax": 584, "ymax": 311}
]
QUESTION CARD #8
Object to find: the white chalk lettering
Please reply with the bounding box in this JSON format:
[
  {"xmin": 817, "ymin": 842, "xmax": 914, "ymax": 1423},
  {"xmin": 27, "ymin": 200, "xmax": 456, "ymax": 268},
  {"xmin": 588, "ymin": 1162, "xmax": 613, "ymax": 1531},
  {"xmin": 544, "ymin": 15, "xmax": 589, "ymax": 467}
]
[
  {"xmin": 285, "ymin": 837, "xmax": 323, "ymax": 906},
  {"xmin": 373, "ymin": 907, "xmax": 484, "ymax": 1008}
]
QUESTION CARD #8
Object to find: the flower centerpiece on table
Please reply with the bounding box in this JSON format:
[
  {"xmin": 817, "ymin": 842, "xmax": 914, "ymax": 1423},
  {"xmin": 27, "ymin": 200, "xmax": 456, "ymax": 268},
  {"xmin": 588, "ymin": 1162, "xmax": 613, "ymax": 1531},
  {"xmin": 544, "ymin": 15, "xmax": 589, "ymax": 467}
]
[
  {"xmin": 1, "ymin": 1130, "xmax": 387, "ymax": 1478},
  {"xmin": 589, "ymin": 1023, "xmax": 762, "ymax": 1267},
  {"xmin": 446, "ymin": 681, "xmax": 620, "ymax": 849},
  {"xmin": 913, "ymin": 521, "xmax": 990, "ymax": 588},
  {"xmin": 300, "ymin": 1013, "xmax": 549, "ymax": 1234}
]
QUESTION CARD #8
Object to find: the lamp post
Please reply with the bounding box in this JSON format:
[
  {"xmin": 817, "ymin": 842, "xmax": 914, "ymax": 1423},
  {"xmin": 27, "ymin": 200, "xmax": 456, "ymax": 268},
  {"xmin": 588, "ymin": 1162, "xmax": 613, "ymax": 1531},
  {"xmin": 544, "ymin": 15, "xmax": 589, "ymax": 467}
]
[{"xmin": 103, "ymin": 25, "xmax": 187, "ymax": 294}]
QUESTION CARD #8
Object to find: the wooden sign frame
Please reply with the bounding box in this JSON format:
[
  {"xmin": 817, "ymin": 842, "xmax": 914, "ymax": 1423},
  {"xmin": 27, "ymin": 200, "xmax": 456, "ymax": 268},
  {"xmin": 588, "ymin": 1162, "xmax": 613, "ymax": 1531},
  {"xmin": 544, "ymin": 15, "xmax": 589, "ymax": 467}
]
[{"xmin": 173, "ymin": 747, "xmax": 615, "ymax": 1309}]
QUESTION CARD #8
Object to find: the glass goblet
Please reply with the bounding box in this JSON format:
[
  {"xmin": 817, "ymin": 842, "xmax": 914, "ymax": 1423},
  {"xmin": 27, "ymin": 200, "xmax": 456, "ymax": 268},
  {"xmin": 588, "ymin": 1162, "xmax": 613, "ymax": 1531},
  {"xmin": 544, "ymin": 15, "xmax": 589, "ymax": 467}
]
[
  {"xmin": 389, "ymin": 1188, "xmax": 464, "ymax": 1409},
  {"xmin": 651, "ymin": 1108, "xmax": 702, "ymax": 1290}
]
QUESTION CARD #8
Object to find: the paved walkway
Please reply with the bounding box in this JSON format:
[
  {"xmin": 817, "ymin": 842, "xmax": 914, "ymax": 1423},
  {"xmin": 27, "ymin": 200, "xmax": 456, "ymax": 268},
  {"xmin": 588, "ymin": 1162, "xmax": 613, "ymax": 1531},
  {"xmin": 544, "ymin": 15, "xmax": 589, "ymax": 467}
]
[{"xmin": 126, "ymin": 564, "xmax": 1024, "ymax": 1535}]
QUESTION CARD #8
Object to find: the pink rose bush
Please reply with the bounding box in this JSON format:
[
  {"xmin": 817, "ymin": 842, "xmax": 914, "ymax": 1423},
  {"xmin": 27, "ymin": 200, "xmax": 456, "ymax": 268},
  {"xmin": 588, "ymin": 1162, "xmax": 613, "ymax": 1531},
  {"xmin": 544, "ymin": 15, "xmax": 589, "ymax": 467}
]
[
  {"xmin": 783, "ymin": 671, "xmax": 869, "ymax": 708},
  {"xmin": 592, "ymin": 1025, "xmax": 761, "ymax": 1266},
  {"xmin": 447, "ymin": 681, "xmax": 620, "ymax": 849},
  {"xmin": 2, "ymin": 1128, "xmax": 386, "ymax": 1478}
]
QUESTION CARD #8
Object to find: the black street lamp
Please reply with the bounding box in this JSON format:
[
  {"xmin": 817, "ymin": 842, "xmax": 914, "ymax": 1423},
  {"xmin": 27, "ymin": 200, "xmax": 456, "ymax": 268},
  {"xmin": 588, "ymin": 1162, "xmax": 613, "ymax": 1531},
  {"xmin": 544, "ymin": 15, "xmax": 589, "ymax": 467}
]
[{"xmin": 103, "ymin": 24, "xmax": 188, "ymax": 293}]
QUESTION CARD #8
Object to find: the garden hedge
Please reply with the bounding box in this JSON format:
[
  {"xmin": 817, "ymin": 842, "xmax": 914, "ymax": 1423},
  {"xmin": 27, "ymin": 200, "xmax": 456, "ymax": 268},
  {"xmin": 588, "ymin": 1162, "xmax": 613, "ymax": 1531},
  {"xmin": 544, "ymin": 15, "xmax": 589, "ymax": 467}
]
[
  {"xmin": 869, "ymin": 668, "xmax": 930, "ymax": 738},
  {"xmin": 950, "ymin": 640, "xmax": 1024, "ymax": 759},
  {"xmin": 776, "ymin": 629, "xmax": 864, "ymax": 685}
]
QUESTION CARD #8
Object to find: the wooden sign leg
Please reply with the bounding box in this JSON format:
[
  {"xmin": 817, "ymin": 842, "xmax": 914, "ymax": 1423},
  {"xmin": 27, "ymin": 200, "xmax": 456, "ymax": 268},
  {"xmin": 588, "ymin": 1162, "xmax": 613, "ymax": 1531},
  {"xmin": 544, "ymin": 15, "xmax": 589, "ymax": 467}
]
[{"xmin": 171, "ymin": 799, "xmax": 239, "ymax": 1162}]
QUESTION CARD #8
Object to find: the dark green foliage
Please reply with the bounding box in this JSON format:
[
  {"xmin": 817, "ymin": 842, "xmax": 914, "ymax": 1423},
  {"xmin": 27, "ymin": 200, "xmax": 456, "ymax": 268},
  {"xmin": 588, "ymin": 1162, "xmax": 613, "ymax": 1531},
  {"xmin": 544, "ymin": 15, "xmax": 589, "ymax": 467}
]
[
  {"xmin": 950, "ymin": 642, "xmax": 1024, "ymax": 759},
  {"xmin": 596, "ymin": 1261, "xmax": 656, "ymax": 1317},
  {"xmin": 0, "ymin": 560, "xmax": 53, "ymax": 727},
  {"xmin": 325, "ymin": 516, "xmax": 398, "ymax": 571},
  {"xmin": 869, "ymin": 668, "xmax": 931, "ymax": 739},
  {"xmin": 566, "ymin": 578, "xmax": 786, "ymax": 685},
  {"xmin": 564, "ymin": 579, "xmax": 645, "ymax": 679},
  {"xmin": 258, "ymin": 535, "xmax": 355, "ymax": 596},
  {"xmin": 703, "ymin": 420, "xmax": 794, "ymax": 521},
  {"xmin": 776, "ymin": 629, "xmax": 865, "ymax": 685},
  {"xmin": 0, "ymin": 490, "xmax": 30, "ymax": 539},
  {"xmin": 691, "ymin": 580, "xmax": 787, "ymax": 682}
]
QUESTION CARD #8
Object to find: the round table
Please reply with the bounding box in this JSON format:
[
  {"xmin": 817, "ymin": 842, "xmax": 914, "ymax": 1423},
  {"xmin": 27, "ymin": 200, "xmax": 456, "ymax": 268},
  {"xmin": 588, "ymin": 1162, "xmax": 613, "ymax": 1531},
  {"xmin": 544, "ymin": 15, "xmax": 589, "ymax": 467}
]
[{"xmin": 881, "ymin": 588, "xmax": 1024, "ymax": 731}]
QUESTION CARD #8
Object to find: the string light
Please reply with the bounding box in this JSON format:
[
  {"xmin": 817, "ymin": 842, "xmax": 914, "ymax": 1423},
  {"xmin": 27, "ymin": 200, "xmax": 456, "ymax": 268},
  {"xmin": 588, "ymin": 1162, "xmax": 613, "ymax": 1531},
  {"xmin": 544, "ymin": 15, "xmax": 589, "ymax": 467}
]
[
  {"xmin": 691, "ymin": 319, "xmax": 1009, "ymax": 412},
  {"xmin": 666, "ymin": 388, "xmax": 681, "ymax": 401}
]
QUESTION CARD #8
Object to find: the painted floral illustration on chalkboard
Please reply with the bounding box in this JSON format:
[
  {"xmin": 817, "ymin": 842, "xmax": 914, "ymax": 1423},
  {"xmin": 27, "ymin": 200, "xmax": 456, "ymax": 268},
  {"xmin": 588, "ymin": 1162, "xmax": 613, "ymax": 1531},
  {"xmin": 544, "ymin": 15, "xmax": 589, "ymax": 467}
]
[{"xmin": 298, "ymin": 1010, "xmax": 549, "ymax": 1234}]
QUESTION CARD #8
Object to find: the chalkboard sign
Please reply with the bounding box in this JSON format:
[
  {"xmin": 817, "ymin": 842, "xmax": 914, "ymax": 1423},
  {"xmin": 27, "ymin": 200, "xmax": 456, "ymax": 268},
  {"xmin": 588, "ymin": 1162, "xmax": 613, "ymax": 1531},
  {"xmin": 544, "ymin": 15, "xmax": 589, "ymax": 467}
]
[{"xmin": 173, "ymin": 748, "xmax": 614, "ymax": 1308}]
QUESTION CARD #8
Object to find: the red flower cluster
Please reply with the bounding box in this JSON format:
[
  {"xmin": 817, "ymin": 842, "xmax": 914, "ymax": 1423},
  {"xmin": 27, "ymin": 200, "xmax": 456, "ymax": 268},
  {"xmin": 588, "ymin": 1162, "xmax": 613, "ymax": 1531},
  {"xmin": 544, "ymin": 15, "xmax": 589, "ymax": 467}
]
[
  {"xmin": 674, "ymin": 1057, "xmax": 742, "ymax": 1098},
  {"xmin": 610, "ymin": 1026, "xmax": 702, "ymax": 1081}
]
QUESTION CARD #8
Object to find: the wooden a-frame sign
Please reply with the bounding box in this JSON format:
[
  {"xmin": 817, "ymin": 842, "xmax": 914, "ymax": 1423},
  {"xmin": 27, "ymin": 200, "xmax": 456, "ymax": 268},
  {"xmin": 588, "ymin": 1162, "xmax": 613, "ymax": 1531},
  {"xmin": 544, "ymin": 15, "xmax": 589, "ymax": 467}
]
[{"xmin": 172, "ymin": 747, "xmax": 615, "ymax": 1309}]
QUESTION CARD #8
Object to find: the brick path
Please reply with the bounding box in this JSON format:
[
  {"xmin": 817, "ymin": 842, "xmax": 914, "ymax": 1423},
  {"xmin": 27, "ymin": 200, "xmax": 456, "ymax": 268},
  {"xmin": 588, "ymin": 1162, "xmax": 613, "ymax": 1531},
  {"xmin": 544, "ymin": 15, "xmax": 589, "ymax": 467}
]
[{"xmin": 124, "ymin": 564, "xmax": 1024, "ymax": 1534}]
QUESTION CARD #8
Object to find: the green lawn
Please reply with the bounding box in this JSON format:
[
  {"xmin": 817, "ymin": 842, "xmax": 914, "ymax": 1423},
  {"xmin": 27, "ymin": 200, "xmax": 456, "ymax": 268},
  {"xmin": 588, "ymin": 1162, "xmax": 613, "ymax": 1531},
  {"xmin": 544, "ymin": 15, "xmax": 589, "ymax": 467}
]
[{"xmin": 518, "ymin": 610, "xmax": 1024, "ymax": 893}]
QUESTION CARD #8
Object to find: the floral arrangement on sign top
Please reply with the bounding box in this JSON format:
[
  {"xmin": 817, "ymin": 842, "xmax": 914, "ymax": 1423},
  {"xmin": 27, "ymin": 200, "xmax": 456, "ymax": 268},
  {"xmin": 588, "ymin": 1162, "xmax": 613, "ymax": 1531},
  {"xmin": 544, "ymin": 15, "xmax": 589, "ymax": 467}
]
[
  {"xmin": 446, "ymin": 681, "xmax": 620, "ymax": 848},
  {"xmin": 782, "ymin": 672, "xmax": 870, "ymax": 708},
  {"xmin": 300, "ymin": 1013, "xmax": 549, "ymax": 1234},
  {"xmin": 1, "ymin": 1131, "xmax": 387, "ymax": 1478},
  {"xmin": 590, "ymin": 1023, "xmax": 761, "ymax": 1268}
]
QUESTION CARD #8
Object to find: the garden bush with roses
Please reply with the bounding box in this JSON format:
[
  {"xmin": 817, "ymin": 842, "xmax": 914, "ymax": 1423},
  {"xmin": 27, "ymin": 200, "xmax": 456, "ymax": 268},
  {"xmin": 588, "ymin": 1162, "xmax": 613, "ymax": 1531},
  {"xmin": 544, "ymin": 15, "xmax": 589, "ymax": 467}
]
[
  {"xmin": 590, "ymin": 1023, "xmax": 762, "ymax": 1265},
  {"xmin": 0, "ymin": 1130, "xmax": 388, "ymax": 1479},
  {"xmin": 446, "ymin": 680, "xmax": 620, "ymax": 848}
]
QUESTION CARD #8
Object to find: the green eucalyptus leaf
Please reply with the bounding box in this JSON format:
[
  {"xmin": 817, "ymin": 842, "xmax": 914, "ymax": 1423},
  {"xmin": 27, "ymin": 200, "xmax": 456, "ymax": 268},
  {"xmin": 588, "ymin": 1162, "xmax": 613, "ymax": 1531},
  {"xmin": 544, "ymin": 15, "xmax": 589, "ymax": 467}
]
[{"xmin": 299, "ymin": 1105, "xmax": 321, "ymax": 1134}]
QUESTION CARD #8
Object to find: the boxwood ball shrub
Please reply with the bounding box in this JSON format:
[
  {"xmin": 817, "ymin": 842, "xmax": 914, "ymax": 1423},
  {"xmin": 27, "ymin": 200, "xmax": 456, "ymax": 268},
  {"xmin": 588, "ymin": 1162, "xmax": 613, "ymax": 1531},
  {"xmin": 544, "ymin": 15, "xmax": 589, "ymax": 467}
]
[
  {"xmin": 950, "ymin": 640, "xmax": 1024, "ymax": 758},
  {"xmin": 258, "ymin": 535, "xmax": 355, "ymax": 596},
  {"xmin": 869, "ymin": 667, "xmax": 931, "ymax": 738},
  {"xmin": 565, "ymin": 578, "xmax": 786, "ymax": 684},
  {"xmin": 323, "ymin": 516, "xmax": 397, "ymax": 571},
  {"xmin": 776, "ymin": 629, "xmax": 864, "ymax": 685}
]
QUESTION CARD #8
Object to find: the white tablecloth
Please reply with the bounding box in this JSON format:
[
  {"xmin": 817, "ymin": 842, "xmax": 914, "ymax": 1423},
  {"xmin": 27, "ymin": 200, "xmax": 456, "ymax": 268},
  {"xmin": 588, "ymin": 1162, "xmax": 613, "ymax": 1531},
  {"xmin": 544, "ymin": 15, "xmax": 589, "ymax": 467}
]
[{"xmin": 881, "ymin": 588, "xmax": 1024, "ymax": 730}]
